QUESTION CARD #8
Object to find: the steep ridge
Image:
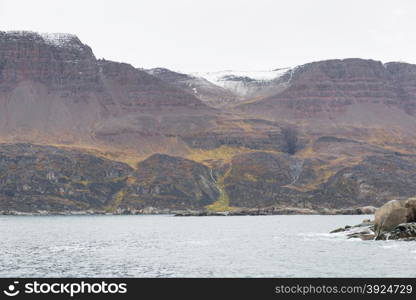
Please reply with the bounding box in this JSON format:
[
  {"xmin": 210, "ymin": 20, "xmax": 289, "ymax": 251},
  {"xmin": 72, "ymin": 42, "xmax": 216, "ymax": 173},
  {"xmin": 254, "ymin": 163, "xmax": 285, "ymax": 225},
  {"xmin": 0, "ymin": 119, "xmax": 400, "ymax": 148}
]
[
  {"xmin": 0, "ymin": 31, "xmax": 216, "ymax": 156},
  {"xmin": 0, "ymin": 31, "xmax": 102, "ymax": 143},
  {"xmin": 235, "ymin": 59, "xmax": 416, "ymax": 130}
]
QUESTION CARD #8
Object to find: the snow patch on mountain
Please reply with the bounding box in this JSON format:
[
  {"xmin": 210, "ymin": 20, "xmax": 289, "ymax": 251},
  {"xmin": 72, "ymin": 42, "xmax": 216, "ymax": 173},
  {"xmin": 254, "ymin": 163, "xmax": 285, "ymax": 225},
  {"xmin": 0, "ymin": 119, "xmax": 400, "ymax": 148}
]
[
  {"xmin": 193, "ymin": 68, "xmax": 290, "ymax": 85},
  {"xmin": 39, "ymin": 33, "xmax": 80, "ymax": 47},
  {"xmin": 192, "ymin": 68, "xmax": 291, "ymax": 97},
  {"xmin": 3, "ymin": 31, "xmax": 85, "ymax": 50}
]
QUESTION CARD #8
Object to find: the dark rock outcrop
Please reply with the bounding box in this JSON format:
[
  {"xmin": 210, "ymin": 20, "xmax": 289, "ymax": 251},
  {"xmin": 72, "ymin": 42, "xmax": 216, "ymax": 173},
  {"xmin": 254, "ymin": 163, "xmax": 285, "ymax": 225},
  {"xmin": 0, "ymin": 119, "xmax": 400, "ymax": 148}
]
[
  {"xmin": 377, "ymin": 223, "xmax": 416, "ymax": 240},
  {"xmin": 120, "ymin": 154, "xmax": 220, "ymax": 210},
  {"xmin": 222, "ymin": 151, "xmax": 315, "ymax": 207},
  {"xmin": 320, "ymin": 155, "xmax": 416, "ymax": 208},
  {"xmin": 0, "ymin": 145, "xmax": 223, "ymax": 213},
  {"xmin": 0, "ymin": 143, "xmax": 132, "ymax": 212}
]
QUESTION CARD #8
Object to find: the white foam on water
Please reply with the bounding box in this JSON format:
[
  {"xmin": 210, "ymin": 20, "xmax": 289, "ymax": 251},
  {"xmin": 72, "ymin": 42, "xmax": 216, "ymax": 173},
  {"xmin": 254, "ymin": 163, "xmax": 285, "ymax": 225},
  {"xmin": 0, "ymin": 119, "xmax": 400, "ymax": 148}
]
[
  {"xmin": 48, "ymin": 245, "xmax": 83, "ymax": 253},
  {"xmin": 380, "ymin": 244, "xmax": 399, "ymax": 249}
]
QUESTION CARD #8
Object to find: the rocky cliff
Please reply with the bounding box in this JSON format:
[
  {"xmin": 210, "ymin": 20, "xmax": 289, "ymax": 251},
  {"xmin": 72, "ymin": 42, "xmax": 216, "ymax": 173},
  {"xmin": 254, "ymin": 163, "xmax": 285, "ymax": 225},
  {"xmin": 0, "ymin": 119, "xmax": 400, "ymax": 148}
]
[
  {"xmin": 0, "ymin": 144, "xmax": 132, "ymax": 212},
  {"xmin": 120, "ymin": 154, "xmax": 220, "ymax": 210},
  {"xmin": 0, "ymin": 31, "xmax": 216, "ymax": 154},
  {"xmin": 0, "ymin": 145, "xmax": 219, "ymax": 213}
]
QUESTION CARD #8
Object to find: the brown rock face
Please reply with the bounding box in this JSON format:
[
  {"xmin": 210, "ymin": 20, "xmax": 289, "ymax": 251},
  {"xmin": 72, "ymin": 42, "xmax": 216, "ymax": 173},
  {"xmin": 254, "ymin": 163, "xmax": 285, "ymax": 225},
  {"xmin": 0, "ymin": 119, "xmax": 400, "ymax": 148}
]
[
  {"xmin": 0, "ymin": 31, "xmax": 98, "ymax": 90},
  {"xmin": 0, "ymin": 31, "xmax": 215, "ymax": 153},
  {"xmin": 0, "ymin": 31, "xmax": 103, "ymax": 142}
]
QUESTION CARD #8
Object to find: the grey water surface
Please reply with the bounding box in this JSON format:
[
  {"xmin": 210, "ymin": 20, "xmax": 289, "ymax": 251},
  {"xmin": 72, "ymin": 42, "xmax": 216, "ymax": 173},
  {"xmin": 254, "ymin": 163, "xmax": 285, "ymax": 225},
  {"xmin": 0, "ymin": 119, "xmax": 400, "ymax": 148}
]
[{"xmin": 1, "ymin": 214, "xmax": 415, "ymax": 277}]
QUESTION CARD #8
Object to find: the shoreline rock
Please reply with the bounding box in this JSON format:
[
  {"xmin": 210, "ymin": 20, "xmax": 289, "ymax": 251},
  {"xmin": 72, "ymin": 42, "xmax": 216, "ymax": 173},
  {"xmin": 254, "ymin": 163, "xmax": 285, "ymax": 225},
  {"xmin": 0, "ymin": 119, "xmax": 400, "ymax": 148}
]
[
  {"xmin": 0, "ymin": 205, "xmax": 377, "ymax": 217},
  {"xmin": 376, "ymin": 223, "xmax": 416, "ymax": 240},
  {"xmin": 174, "ymin": 206, "xmax": 376, "ymax": 216},
  {"xmin": 330, "ymin": 219, "xmax": 376, "ymax": 240},
  {"xmin": 330, "ymin": 197, "xmax": 416, "ymax": 240}
]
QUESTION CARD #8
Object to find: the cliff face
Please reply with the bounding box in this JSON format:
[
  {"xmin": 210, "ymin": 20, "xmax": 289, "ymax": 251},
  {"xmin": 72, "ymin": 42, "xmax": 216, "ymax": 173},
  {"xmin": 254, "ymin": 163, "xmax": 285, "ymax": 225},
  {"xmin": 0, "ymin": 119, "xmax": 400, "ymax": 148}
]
[
  {"xmin": 0, "ymin": 144, "xmax": 132, "ymax": 212},
  {"xmin": 121, "ymin": 154, "xmax": 220, "ymax": 210},
  {"xmin": 320, "ymin": 154, "xmax": 416, "ymax": 208},
  {"xmin": 223, "ymin": 152, "xmax": 313, "ymax": 208},
  {"xmin": 0, "ymin": 32, "xmax": 103, "ymax": 142},
  {"xmin": 0, "ymin": 32, "xmax": 98, "ymax": 90},
  {"xmin": 0, "ymin": 31, "xmax": 215, "ymax": 153},
  {"xmin": 0, "ymin": 145, "xmax": 219, "ymax": 212}
]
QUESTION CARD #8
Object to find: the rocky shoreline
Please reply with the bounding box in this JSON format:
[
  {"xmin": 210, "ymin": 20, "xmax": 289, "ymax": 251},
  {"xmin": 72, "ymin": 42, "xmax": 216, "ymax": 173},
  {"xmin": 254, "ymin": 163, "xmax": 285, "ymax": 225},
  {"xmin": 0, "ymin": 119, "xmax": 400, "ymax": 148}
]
[
  {"xmin": 0, "ymin": 205, "xmax": 377, "ymax": 216},
  {"xmin": 330, "ymin": 219, "xmax": 416, "ymax": 241},
  {"xmin": 330, "ymin": 197, "xmax": 416, "ymax": 240},
  {"xmin": 173, "ymin": 206, "xmax": 377, "ymax": 216}
]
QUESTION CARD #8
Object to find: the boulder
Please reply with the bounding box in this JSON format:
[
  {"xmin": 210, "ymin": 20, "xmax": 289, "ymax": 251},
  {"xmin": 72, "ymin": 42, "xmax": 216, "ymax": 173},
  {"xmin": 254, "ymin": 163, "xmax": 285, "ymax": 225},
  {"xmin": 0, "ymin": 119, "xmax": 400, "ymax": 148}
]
[
  {"xmin": 359, "ymin": 206, "xmax": 377, "ymax": 214},
  {"xmin": 374, "ymin": 198, "xmax": 416, "ymax": 234}
]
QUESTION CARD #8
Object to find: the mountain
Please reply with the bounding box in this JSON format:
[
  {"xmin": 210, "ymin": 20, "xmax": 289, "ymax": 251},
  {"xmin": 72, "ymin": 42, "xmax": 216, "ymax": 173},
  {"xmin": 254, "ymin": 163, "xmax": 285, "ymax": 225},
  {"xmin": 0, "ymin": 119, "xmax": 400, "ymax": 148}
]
[
  {"xmin": 0, "ymin": 31, "xmax": 216, "ymax": 157},
  {"xmin": 235, "ymin": 59, "xmax": 416, "ymax": 130},
  {"xmin": 2, "ymin": 31, "xmax": 416, "ymax": 213}
]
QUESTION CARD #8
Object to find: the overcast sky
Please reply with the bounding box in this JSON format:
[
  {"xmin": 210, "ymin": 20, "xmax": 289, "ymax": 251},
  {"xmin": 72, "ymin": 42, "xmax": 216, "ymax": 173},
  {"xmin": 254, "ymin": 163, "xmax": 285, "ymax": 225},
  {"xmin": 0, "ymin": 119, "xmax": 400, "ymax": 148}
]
[{"xmin": 1, "ymin": 0, "xmax": 415, "ymax": 72}]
